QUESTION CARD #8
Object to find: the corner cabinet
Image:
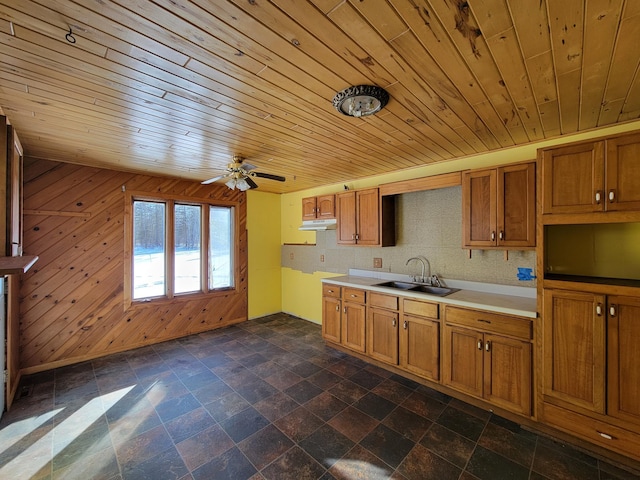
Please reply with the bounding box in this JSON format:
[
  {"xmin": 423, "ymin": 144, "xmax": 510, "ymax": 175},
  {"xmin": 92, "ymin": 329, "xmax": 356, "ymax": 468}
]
[
  {"xmin": 336, "ymin": 188, "xmax": 395, "ymax": 246},
  {"xmin": 540, "ymin": 131, "xmax": 640, "ymax": 215},
  {"xmin": 442, "ymin": 306, "xmax": 532, "ymax": 416},
  {"xmin": 462, "ymin": 162, "xmax": 536, "ymax": 249},
  {"xmin": 302, "ymin": 194, "xmax": 335, "ymax": 220}
]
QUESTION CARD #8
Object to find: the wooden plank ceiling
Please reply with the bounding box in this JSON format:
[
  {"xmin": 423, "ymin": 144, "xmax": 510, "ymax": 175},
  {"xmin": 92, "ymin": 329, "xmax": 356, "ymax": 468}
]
[{"xmin": 0, "ymin": 0, "xmax": 639, "ymax": 193}]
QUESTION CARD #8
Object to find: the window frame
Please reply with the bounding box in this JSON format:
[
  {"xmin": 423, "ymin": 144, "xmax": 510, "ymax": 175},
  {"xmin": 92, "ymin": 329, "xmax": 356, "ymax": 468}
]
[{"xmin": 124, "ymin": 191, "xmax": 239, "ymax": 308}]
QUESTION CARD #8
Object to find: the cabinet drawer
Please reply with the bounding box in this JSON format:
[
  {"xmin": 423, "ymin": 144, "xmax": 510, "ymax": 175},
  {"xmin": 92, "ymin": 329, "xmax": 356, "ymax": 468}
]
[
  {"xmin": 323, "ymin": 284, "xmax": 341, "ymax": 298},
  {"xmin": 445, "ymin": 306, "xmax": 532, "ymax": 340},
  {"xmin": 541, "ymin": 402, "xmax": 640, "ymax": 462},
  {"xmin": 343, "ymin": 287, "xmax": 366, "ymax": 304},
  {"xmin": 403, "ymin": 298, "xmax": 439, "ymax": 319},
  {"xmin": 369, "ymin": 292, "xmax": 398, "ymax": 310}
]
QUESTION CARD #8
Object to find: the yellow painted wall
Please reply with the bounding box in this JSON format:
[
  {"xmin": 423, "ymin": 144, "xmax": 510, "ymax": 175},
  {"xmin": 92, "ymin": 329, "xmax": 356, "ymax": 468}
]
[
  {"xmin": 276, "ymin": 120, "xmax": 640, "ymax": 322},
  {"xmin": 281, "ymin": 268, "xmax": 342, "ymax": 324},
  {"xmin": 247, "ymin": 190, "xmax": 282, "ymax": 318}
]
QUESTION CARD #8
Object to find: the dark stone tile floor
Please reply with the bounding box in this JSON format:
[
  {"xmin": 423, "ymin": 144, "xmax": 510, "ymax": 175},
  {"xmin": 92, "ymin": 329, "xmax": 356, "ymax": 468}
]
[{"xmin": 1, "ymin": 313, "xmax": 639, "ymax": 479}]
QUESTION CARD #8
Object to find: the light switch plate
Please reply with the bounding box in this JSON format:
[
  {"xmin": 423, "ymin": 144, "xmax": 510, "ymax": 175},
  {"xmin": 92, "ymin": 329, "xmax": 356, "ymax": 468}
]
[{"xmin": 373, "ymin": 257, "xmax": 382, "ymax": 268}]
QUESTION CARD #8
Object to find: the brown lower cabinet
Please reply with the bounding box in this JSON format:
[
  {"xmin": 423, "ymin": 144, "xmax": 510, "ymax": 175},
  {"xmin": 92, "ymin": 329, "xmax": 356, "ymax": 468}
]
[
  {"xmin": 365, "ymin": 292, "xmax": 442, "ymax": 384},
  {"xmin": 442, "ymin": 306, "xmax": 532, "ymax": 416},
  {"xmin": 366, "ymin": 292, "xmax": 399, "ymax": 365},
  {"xmin": 400, "ymin": 298, "xmax": 440, "ymax": 381},
  {"xmin": 540, "ymin": 288, "xmax": 640, "ymax": 460}
]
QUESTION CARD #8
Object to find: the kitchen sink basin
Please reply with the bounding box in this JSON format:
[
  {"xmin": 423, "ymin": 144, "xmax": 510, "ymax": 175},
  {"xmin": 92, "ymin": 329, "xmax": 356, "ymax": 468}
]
[
  {"xmin": 375, "ymin": 281, "xmax": 419, "ymax": 290},
  {"xmin": 374, "ymin": 281, "xmax": 459, "ymax": 297},
  {"xmin": 411, "ymin": 285, "xmax": 459, "ymax": 296}
]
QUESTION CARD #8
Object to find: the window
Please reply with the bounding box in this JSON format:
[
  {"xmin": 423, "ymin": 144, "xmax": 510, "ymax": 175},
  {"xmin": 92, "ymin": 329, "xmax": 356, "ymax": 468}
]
[{"xmin": 131, "ymin": 197, "xmax": 235, "ymax": 301}]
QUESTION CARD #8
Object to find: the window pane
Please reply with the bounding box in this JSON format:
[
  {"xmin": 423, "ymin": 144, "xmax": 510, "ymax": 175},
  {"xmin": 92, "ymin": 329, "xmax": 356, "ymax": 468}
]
[
  {"xmin": 209, "ymin": 206, "xmax": 233, "ymax": 289},
  {"xmin": 175, "ymin": 204, "xmax": 201, "ymax": 294},
  {"xmin": 133, "ymin": 200, "xmax": 165, "ymax": 299}
]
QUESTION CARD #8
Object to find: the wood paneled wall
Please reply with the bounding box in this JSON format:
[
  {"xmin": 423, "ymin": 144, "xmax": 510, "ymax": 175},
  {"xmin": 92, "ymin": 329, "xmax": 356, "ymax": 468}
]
[{"xmin": 20, "ymin": 159, "xmax": 248, "ymax": 372}]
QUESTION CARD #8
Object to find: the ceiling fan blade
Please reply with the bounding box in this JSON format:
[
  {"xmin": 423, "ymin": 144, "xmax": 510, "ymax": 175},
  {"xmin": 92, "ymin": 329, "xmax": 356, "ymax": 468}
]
[
  {"xmin": 253, "ymin": 172, "xmax": 286, "ymax": 182},
  {"xmin": 201, "ymin": 174, "xmax": 228, "ymax": 185},
  {"xmin": 241, "ymin": 162, "xmax": 258, "ymax": 171},
  {"xmin": 245, "ymin": 177, "xmax": 259, "ymax": 189}
]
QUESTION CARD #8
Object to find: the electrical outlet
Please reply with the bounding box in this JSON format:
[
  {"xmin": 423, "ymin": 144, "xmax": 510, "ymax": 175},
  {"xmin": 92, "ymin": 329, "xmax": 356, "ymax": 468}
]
[
  {"xmin": 320, "ymin": 255, "xmax": 325, "ymax": 262},
  {"xmin": 289, "ymin": 252, "xmax": 294, "ymax": 260},
  {"xmin": 373, "ymin": 257, "xmax": 382, "ymax": 268}
]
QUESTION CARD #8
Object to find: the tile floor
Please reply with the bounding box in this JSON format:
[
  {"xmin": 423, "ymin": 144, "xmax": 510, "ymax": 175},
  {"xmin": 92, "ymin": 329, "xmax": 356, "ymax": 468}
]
[{"xmin": 1, "ymin": 313, "xmax": 639, "ymax": 480}]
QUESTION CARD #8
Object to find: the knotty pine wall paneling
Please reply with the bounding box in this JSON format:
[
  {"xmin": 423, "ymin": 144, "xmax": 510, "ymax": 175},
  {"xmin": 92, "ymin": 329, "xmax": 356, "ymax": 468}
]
[{"xmin": 20, "ymin": 159, "xmax": 248, "ymax": 373}]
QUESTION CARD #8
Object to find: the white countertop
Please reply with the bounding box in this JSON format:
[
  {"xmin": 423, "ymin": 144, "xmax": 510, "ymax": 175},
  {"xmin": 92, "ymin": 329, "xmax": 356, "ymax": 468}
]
[{"xmin": 322, "ymin": 272, "xmax": 538, "ymax": 319}]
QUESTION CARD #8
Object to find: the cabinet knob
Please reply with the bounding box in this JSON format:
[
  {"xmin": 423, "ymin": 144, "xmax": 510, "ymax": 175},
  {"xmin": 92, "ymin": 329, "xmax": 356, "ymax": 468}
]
[
  {"xmin": 403, "ymin": 320, "xmax": 408, "ymax": 330},
  {"xmin": 597, "ymin": 431, "xmax": 615, "ymax": 440},
  {"xmin": 335, "ymin": 305, "xmax": 339, "ymax": 311},
  {"xmin": 477, "ymin": 339, "xmax": 483, "ymax": 350},
  {"xmin": 485, "ymin": 341, "xmax": 491, "ymax": 352},
  {"xmin": 392, "ymin": 319, "xmax": 396, "ymax": 327},
  {"xmin": 596, "ymin": 304, "xmax": 602, "ymax": 316},
  {"xmin": 595, "ymin": 190, "xmax": 602, "ymax": 204},
  {"xmin": 609, "ymin": 305, "xmax": 616, "ymax": 317},
  {"xmin": 499, "ymin": 231, "xmax": 504, "ymax": 240},
  {"xmin": 343, "ymin": 307, "xmax": 346, "ymax": 314},
  {"xmin": 491, "ymin": 231, "xmax": 496, "ymax": 241},
  {"xmin": 608, "ymin": 190, "xmax": 615, "ymax": 203}
]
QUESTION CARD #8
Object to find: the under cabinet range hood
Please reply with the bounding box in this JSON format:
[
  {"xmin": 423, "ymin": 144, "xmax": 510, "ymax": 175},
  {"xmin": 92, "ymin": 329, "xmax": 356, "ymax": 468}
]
[{"xmin": 298, "ymin": 219, "xmax": 337, "ymax": 231}]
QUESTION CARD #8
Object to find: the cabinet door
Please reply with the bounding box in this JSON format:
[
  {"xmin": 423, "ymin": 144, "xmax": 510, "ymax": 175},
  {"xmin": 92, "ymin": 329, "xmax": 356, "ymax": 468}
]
[
  {"xmin": 608, "ymin": 295, "xmax": 640, "ymax": 426},
  {"xmin": 462, "ymin": 169, "xmax": 497, "ymax": 247},
  {"xmin": 367, "ymin": 307, "xmax": 398, "ymax": 365},
  {"xmin": 605, "ymin": 133, "xmax": 640, "ymax": 211},
  {"xmin": 498, "ymin": 163, "xmax": 535, "ymax": 247},
  {"xmin": 302, "ymin": 196, "xmax": 317, "ymax": 220},
  {"xmin": 442, "ymin": 324, "xmax": 483, "ymax": 398},
  {"xmin": 541, "ymin": 141, "xmax": 605, "ymax": 214},
  {"xmin": 316, "ymin": 194, "xmax": 335, "ymax": 219},
  {"xmin": 322, "ymin": 297, "xmax": 341, "ymax": 343},
  {"xmin": 400, "ymin": 315, "xmax": 440, "ymax": 381},
  {"xmin": 336, "ymin": 191, "xmax": 356, "ymax": 244},
  {"xmin": 342, "ymin": 302, "xmax": 366, "ymax": 352},
  {"xmin": 355, "ymin": 188, "xmax": 380, "ymax": 245},
  {"xmin": 483, "ymin": 334, "xmax": 531, "ymax": 415},
  {"xmin": 542, "ymin": 289, "xmax": 606, "ymax": 413}
]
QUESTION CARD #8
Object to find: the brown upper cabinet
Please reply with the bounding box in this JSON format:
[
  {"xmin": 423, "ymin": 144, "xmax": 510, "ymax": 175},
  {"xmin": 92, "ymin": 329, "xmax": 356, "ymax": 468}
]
[
  {"xmin": 302, "ymin": 194, "xmax": 335, "ymax": 220},
  {"xmin": 541, "ymin": 132, "xmax": 640, "ymax": 215},
  {"xmin": 336, "ymin": 188, "xmax": 395, "ymax": 246},
  {"xmin": 462, "ymin": 162, "xmax": 536, "ymax": 249}
]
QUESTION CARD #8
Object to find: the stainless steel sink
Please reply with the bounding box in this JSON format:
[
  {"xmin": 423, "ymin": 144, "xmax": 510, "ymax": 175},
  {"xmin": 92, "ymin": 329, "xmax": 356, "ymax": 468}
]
[
  {"xmin": 411, "ymin": 285, "xmax": 459, "ymax": 296},
  {"xmin": 374, "ymin": 281, "xmax": 459, "ymax": 297},
  {"xmin": 375, "ymin": 281, "xmax": 419, "ymax": 290}
]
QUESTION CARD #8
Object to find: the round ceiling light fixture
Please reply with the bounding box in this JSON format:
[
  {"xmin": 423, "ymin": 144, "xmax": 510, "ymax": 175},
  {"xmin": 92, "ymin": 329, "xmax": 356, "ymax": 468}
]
[{"xmin": 332, "ymin": 85, "xmax": 389, "ymax": 118}]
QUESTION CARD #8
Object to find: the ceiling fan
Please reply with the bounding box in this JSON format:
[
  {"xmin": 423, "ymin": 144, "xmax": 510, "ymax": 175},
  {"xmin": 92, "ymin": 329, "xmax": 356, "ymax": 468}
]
[{"xmin": 201, "ymin": 155, "xmax": 286, "ymax": 191}]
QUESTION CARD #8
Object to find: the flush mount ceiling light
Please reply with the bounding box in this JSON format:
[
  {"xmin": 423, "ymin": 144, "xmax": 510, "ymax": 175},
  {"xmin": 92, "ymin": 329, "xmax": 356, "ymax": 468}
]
[{"xmin": 332, "ymin": 85, "xmax": 390, "ymax": 117}]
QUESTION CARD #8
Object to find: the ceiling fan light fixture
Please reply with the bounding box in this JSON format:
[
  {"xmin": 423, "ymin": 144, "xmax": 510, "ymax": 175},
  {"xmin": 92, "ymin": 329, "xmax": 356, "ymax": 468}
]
[
  {"xmin": 225, "ymin": 177, "xmax": 251, "ymax": 191},
  {"xmin": 332, "ymin": 85, "xmax": 389, "ymax": 117}
]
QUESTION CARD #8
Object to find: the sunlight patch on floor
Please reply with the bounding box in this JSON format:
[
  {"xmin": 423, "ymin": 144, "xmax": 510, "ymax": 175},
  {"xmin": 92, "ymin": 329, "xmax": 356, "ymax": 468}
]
[{"xmin": 0, "ymin": 386, "xmax": 134, "ymax": 478}]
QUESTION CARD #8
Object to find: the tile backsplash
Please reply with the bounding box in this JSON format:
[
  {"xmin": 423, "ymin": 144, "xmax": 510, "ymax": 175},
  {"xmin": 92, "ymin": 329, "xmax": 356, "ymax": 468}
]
[{"xmin": 282, "ymin": 186, "xmax": 536, "ymax": 287}]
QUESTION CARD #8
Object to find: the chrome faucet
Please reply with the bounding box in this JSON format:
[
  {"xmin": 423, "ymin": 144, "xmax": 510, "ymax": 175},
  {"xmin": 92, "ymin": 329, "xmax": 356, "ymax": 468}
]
[{"xmin": 406, "ymin": 256, "xmax": 429, "ymax": 283}]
